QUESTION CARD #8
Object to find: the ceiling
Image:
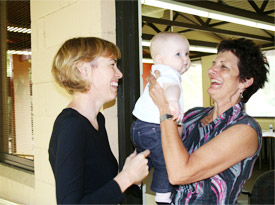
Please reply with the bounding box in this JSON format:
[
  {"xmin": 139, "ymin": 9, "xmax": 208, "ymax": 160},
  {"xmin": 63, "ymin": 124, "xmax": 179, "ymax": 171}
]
[
  {"xmin": 141, "ymin": 0, "xmax": 275, "ymax": 60},
  {"xmin": 4, "ymin": 0, "xmax": 275, "ymax": 61}
]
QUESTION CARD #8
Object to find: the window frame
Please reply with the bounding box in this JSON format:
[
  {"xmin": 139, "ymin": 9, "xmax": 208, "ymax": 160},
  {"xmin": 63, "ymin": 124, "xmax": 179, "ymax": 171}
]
[
  {"xmin": 116, "ymin": 0, "xmax": 142, "ymax": 203},
  {"xmin": 0, "ymin": 152, "xmax": 34, "ymax": 172},
  {"xmin": 0, "ymin": 0, "xmax": 34, "ymax": 173}
]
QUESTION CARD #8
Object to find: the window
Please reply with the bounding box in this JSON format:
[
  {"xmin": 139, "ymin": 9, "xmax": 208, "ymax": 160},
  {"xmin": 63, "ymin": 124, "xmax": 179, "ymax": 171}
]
[
  {"xmin": 246, "ymin": 50, "xmax": 275, "ymax": 117},
  {"xmin": 0, "ymin": 0, "xmax": 33, "ymax": 171},
  {"xmin": 181, "ymin": 60, "xmax": 203, "ymax": 111}
]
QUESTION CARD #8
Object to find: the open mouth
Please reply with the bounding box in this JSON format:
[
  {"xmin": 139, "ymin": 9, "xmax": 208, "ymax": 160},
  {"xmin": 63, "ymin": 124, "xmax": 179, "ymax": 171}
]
[
  {"xmin": 110, "ymin": 82, "xmax": 118, "ymax": 87},
  {"xmin": 210, "ymin": 79, "xmax": 222, "ymax": 85}
]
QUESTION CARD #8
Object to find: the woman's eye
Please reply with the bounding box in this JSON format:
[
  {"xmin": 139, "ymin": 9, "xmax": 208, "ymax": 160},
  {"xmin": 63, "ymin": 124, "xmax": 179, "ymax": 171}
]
[
  {"xmin": 221, "ymin": 65, "xmax": 228, "ymax": 69},
  {"xmin": 185, "ymin": 52, "xmax": 189, "ymax": 57},
  {"xmin": 176, "ymin": 53, "xmax": 181, "ymax": 56}
]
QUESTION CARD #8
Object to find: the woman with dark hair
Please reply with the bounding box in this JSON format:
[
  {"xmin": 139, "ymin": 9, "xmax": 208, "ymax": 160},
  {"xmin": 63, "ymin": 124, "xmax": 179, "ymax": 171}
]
[{"xmin": 148, "ymin": 38, "xmax": 269, "ymax": 204}]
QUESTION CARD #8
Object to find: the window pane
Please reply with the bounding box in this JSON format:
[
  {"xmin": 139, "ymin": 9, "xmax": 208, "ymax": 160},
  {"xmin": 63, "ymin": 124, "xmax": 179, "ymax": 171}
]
[
  {"xmin": 1, "ymin": 0, "xmax": 33, "ymax": 162},
  {"xmin": 181, "ymin": 60, "xmax": 203, "ymax": 111},
  {"xmin": 8, "ymin": 54, "xmax": 33, "ymax": 158}
]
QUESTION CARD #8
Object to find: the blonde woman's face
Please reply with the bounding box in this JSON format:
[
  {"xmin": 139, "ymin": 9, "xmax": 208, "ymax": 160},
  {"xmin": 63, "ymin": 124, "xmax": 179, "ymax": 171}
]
[{"xmin": 90, "ymin": 56, "xmax": 123, "ymax": 103}]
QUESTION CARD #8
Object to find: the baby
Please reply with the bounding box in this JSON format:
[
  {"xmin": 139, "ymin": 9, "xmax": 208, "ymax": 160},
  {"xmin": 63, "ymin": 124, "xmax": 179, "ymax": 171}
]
[{"xmin": 131, "ymin": 32, "xmax": 191, "ymax": 204}]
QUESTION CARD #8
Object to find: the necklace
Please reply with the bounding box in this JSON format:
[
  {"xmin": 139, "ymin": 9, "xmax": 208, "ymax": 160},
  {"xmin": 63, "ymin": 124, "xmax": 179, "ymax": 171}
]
[{"xmin": 204, "ymin": 117, "xmax": 211, "ymax": 125}]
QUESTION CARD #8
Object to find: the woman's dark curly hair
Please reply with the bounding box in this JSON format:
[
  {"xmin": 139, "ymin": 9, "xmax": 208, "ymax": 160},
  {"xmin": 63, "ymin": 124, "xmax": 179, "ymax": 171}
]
[{"xmin": 218, "ymin": 38, "xmax": 269, "ymax": 103}]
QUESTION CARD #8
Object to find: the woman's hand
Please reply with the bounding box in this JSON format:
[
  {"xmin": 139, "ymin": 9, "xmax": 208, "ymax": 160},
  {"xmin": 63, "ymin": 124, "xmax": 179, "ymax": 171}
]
[
  {"xmin": 114, "ymin": 149, "xmax": 150, "ymax": 192},
  {"xmin": 122, "ymin": 149, "xmax": 150, "ymax": 185},
  {"xmin": 148, "ymin": 71, "xmax": 170, "ymax": 115}
]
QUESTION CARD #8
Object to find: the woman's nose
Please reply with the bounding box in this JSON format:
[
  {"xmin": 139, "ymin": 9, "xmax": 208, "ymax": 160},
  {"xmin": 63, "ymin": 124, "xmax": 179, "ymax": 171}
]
[
  {"xmin": 116, "ymin": 67, "xmax": 123, "ymax": 79},
  {"xmin": 208, "ymin": 65, "xmax": 218, "ymax": 75}
]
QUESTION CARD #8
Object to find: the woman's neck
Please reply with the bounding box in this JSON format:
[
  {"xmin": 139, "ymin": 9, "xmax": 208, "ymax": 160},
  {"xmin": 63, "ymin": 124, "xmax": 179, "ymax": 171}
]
[
  {"xmin": 68, "ymin": 92, "xmax": 103, "ymax": 129},
  {"xmin": 212, "ymin": 100, "xmax": 239, "ymax": 120}
]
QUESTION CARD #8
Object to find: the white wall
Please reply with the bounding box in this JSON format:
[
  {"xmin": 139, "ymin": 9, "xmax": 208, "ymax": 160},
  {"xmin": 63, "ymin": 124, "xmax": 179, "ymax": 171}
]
[
  {"xmin": 0, "ymin": 0, "xmax": 118, "ymax": 204},
  {"xmin": 0, "ymin": 163, "xmax": 35, "ymax": 204}
]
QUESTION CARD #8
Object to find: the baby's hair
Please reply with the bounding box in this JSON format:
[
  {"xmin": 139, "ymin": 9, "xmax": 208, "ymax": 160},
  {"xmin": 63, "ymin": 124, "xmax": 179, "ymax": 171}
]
[{"xmin": 150, "ymin": 32, "xmax": 187, "ymax": 60}]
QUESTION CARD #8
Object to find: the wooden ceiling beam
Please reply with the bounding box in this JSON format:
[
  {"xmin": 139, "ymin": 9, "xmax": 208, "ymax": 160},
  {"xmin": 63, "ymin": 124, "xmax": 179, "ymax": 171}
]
[
  {"xmin": 174, "ymin": 0, "xmax": 274, "ymax": 24},
  {"xmin": 142, "ymin": 16, "xmax": 274, "ymax": 43}
]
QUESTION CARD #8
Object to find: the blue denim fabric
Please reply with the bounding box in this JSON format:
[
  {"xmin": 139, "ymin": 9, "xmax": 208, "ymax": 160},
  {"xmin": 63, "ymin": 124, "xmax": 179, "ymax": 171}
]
[{"xmin": 131, "ymin": 120, "xmax": 172, "ymax": 193}]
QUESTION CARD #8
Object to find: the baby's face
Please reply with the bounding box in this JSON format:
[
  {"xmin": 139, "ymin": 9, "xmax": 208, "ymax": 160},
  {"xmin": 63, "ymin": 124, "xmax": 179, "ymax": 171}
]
[{"xmin": 160, "ymin": 37, "xmax": 191, "ymax": 75}]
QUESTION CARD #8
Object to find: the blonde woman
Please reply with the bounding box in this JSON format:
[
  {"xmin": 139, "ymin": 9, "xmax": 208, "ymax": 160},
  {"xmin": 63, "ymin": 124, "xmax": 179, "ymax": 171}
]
[{"xmin": 49, "ymin": 37, "xmax": 149, "ymax": 204}]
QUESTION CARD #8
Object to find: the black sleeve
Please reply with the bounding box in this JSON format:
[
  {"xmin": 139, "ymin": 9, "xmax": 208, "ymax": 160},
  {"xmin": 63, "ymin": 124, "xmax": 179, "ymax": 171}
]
[{"xmin": 54, "ymin": 117, "xmax": 124, "ymax": 204}]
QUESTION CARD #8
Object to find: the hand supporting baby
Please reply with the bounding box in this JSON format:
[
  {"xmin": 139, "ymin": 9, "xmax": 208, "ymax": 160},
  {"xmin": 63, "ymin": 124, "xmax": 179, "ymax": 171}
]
[{"xmin": 168, "ymin": 100, "xmax": 183, "ymax": 123}]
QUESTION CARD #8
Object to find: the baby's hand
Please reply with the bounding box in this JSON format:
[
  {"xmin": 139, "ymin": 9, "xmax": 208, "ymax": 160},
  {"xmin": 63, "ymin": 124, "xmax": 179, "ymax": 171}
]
[{"xmin": 168, "ymin": 101, "xmax": 182, "ymax": 122}]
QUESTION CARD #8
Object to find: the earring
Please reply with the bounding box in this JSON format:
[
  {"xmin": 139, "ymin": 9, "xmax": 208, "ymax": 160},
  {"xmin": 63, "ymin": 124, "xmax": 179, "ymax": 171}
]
[{"xmin": 240, "ymin": 89, "xmax": 243, "ymax": 99}]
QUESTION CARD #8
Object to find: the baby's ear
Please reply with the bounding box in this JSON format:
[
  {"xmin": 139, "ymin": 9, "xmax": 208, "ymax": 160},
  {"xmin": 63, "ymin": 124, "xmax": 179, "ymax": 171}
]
[{"xmin": 154, "ymin": 54, "xmax": 162, "ymax": 64}]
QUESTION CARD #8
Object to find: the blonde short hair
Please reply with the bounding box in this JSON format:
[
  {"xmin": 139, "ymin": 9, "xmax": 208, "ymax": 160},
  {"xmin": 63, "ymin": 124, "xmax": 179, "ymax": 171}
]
[{"xmin": 52, "ymin": 37, "xmax": 121, "ymax": 94}]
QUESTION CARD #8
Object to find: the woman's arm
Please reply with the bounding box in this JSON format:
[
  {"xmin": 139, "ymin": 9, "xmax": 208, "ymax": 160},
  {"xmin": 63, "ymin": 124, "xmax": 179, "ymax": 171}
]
[
  {"xmin": 160, "ymin": 120, "xmax": 258, "ymax": 185},
  {"xmin": 53, "ymin": 118, "xmax": 88, "ymax": 204},
  {"xmin": 148, "ymin": 75, "xmax": 258, "ymax": 185}
]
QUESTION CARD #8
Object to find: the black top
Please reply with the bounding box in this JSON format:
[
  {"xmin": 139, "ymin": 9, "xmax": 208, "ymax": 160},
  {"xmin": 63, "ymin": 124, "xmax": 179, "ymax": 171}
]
[{"xmin": 48, "ymin": 108, "xmax": 125, "ymax": 204}]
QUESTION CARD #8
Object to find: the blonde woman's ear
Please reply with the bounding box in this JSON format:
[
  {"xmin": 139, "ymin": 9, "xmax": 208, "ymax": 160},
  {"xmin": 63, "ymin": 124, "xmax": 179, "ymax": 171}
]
[{"xmin": 77, "ymin": 62, "xmax": 90, "ymax": 78}]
